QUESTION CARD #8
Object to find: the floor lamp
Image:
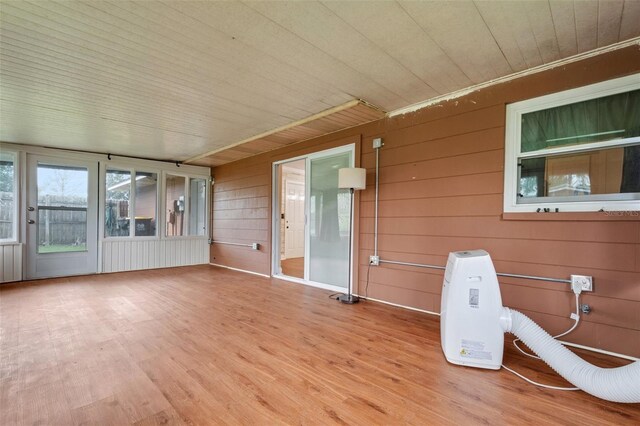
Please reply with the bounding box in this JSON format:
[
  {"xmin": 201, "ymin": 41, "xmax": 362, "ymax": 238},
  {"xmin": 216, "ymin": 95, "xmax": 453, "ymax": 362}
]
[{"xmin": 336, "ymin": 167, "xmax": 366, "ymax": 304}]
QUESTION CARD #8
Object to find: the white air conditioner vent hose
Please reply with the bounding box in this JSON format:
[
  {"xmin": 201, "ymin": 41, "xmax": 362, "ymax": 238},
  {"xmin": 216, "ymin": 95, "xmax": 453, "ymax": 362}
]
[{"xmin": 502, "ymin": 307, "xmax": 640, "ymax": 403}]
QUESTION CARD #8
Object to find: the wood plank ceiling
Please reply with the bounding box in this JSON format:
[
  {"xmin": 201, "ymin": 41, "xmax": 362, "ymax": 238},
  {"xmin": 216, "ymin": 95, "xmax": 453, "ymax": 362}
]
[{"xmin": 1, "ymin": 1, "xmax": 639, "ymax": 165}]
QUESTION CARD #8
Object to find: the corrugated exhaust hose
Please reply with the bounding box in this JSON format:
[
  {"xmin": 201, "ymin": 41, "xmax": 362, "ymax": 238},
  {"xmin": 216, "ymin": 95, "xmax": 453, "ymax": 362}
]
[{"xmin": 503, "ymin": 308, "xmax": 640, "ymax": 403}]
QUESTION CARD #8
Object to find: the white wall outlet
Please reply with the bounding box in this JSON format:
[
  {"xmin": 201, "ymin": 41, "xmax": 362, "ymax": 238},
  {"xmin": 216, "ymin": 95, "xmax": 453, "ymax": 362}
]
[
  {"xmin": 369, "ymin": 255, "xmax": 380, "ymax": 266},
  {"xmin": 372, "ymin": 138, "xmax": 383, "ymax": 149},
  {"xmin": 252, "ymin": 243, "xmax": 260, "ymax": 250},
  {"xmin": 571, "ymin": 275, "xmax": 593, "ymax": 292}
]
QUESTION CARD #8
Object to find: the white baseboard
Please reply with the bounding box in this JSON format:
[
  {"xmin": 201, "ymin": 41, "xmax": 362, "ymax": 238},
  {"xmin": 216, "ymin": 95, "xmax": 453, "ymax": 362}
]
[
  {"xmin": 354, "ymin": 294, "xmax": 441, "ymax": 317},
  {"xmin": 355, "ymin": 294, "xmax": 638, "ymax": 362},
  {"xmin": 557, "ymin": 340, "xmax": 639, "ymax": 362},
  {"xmin": 206, "ymin": 270, "xmax": 638, "ymax": 362},
  {"xmin": 273, "ymin": 274, "xmax": 345, "ymax": 293}
]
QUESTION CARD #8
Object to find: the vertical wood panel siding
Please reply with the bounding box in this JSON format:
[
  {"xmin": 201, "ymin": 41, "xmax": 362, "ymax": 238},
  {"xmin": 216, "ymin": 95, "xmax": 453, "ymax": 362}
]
[
  {"xmin": 0, "ymin": 244, "xmax": 22, "ymax": 283},
  {"xmin": 211, "ymin": 46, "xmax": 640, "ymax": 356},
  {"xmin": 102, "ymin": 238, "xmax": 209, "ymax": 273}
]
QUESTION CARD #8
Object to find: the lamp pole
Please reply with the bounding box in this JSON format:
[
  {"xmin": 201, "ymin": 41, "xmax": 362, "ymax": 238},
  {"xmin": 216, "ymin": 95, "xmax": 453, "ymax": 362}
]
[{"xmin": 337, "ymin": 187, "xmax": 359, "ymax": 304}]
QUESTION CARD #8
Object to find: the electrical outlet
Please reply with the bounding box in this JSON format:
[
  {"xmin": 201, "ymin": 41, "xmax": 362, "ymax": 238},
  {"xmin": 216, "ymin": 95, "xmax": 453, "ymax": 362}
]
[
  {"xmin": 369, "ymin": 255, "xmax": 380, "ymax": 266},
  {"xmin": 372, "ymin": 138, "xmax": 383, "ymax": 149},
  {"xmin": 252, "ymin": 243, "xmax": 260, "ymax": 250},
  {"xmin": 571, "ymin": 275, "xmax": 593, "ymax": 292}
]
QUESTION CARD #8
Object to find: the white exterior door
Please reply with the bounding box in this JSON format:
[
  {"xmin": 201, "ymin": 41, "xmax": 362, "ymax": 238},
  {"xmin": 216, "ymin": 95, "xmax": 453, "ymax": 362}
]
[
  {"xmin": 284, "ymin": 180, "xmax": 305, "ymax": 258},
  {"xmin": 26, "ymin": 155, "xmax": 98, "ymax": 279}
]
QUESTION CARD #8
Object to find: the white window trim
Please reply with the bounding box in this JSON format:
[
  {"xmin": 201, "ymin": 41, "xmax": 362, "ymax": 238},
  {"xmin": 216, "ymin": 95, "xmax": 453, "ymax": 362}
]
[
  {"xmin": 0, "ymin": 150, "xmax": 19, "ymax": 244},
  {"xmin": 102, "ymin": 165, "xmax": 161, "ymax": 240},
  {"xmin": 97, "ymin": 158, "xmax": 210, "ymax": 242},
  {"xmin": 504, "ymin": 73, "xmax": 640, "ymax": 213},
  {"xmin": 162, "ymin": 171, "xmax": 210, "ymax": 239}
]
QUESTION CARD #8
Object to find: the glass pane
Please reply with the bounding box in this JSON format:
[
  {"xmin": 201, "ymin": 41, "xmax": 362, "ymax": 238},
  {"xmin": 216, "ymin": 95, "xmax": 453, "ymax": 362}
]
[
  {"xmin": 105, "ymin": 169, "xmax": 131, "ymax": 237},
  {"xmin": 0, "ymin": 152, "xmax": 15, "ymax": 240},
  {"xmin": 37, "ymin": 164, "xmax": 88, "ymax": 253},
  {"xmin": 166, "ymin": 175, "xmax": 185, "ymax": 236},
  {"xmin": 189, "ymin": 178, "xmax": 206, "ymax": 236},
  {"xmin": 518, "ymin": 145, "xmax": 640, "ymax": 202},
  {"xmin": 521, "ymin": 89, "xmax": 640, "ymax": 153},
  {"xmin": 38, "ymin": 164, "xmax": 88, "ymax": 207},
  {"xmin": 309, "ymin": 152, "xmax": 351, "ymax": 288},
  {"xmin": 38, "ymin": 209, "xmax": 87, "ymax": 253},
  {"xmin": 135, "ymin": 171, "xmax": 157, "ymax": 236},
  {"xmin": 279, "ymin": 159, "xmax": 306, "ymax": 279}
]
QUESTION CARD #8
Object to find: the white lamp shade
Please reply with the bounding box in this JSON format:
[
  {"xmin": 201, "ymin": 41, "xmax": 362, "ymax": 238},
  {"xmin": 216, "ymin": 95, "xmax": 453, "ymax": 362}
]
[{"xmin": 338, "ymin": 168, "xmax": 366, "ymax": 190}]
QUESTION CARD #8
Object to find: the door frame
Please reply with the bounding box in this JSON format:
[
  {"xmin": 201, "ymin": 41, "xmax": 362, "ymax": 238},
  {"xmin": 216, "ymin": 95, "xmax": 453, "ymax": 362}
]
[
  {"xmin": 271, "ymin": 143, "xmax": 355, "ymax": 292},
  {"xmin": 25, "ymin": 154, "xmax": 99, "ymax": 279}
]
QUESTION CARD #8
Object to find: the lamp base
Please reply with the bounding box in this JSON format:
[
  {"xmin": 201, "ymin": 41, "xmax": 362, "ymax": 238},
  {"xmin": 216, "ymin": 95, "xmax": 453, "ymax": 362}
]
[{"xmin": 337, "ymin": 294, "xmax": 360, "ymax": 304}]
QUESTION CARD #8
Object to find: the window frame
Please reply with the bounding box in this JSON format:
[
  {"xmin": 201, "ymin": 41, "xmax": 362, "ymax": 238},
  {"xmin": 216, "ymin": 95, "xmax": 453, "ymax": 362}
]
[
  {"xmin": 504, "ymin": 73, "xmax": 640, "ymax": 213},
  {"xmin": 103, "ymin": 165, "xmax": 160, "ymax": 240},
  {"xmin": 162, "ymin": 171, "xmax": 210, "ymax": 239},
  {"xmin": 188, "ymin": 177, "xmax": 208, "ymax": 237},
  {"xmin": 0, "ymin": 150, "xmax": 19, "ymax": 244}
]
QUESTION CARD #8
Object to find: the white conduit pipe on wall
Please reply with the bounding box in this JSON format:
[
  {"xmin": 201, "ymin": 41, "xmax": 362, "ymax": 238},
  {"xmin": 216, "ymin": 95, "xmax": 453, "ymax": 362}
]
[{"xmin": 503, "ymin": 307, "xmax": 640, "ymax": 403}]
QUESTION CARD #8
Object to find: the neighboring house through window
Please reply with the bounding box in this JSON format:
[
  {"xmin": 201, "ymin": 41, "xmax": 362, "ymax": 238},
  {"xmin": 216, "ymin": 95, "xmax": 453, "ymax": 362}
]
[{"xmin": 105, "ymin": 168, "xmax": 158, "ymax": 237}]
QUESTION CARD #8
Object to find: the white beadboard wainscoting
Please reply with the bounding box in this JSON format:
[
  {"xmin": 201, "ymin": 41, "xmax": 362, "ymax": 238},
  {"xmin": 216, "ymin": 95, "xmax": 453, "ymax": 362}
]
[
  {"xmin": 102, "ymin": 238, "xmax": 209, "ymax": 273},
  {"xmin": 1, "ymin": 244, "xmax": 23, "ymax": 283}
]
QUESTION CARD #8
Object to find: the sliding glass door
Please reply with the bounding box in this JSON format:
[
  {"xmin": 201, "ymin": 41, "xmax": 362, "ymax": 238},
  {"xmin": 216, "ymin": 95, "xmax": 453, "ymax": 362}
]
[
  {"xmin": 308, "ymin": 151, "xmax": 351, "ymax": 288},
  {"xmin": 273, "ymin": 145, "xmax": 354, "ymax": 291}
]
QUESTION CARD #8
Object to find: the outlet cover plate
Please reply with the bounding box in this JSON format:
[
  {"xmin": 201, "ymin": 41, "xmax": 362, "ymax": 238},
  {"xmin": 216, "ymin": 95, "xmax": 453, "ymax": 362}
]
[
  {"xmin": 571, "ymin": 275, "xmax": 593, "ymax": 292},
  {"xmin": 369, "ymin": 255, "xmax": 380, "ymax": 266}
]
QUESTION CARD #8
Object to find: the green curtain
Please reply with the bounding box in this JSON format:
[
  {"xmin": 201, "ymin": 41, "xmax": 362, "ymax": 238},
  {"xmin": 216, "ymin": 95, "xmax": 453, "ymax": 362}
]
[{"xmin": 521, "ymin": 89, "xmax": 640, "ymax": 153}]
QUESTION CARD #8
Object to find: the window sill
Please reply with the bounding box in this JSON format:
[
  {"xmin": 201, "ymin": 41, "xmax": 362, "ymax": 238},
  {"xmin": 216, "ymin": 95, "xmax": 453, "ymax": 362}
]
[{"xmin": 502, "ymin": 211, "xmax": 640, "ymax": 221}]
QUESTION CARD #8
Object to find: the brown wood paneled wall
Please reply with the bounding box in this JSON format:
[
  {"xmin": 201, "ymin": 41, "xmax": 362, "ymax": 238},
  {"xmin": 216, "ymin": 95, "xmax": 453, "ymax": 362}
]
[
  {"xmin": 211, "ymin": 46, "xmax": 640, "ymax": 357},
  {"xmin": 211, "ymin": 134, "xmax": 362, "ymax": 276}
]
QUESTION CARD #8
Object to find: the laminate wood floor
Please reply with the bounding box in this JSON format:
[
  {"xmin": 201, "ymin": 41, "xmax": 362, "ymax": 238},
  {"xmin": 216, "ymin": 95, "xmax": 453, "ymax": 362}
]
[
  {"xmin": 280, "ymin": 257, "xmax": 304, "ymax": 279},
  {"xmin": 1, "ymin": 265, "xmax": 638, "ymax": 425}
]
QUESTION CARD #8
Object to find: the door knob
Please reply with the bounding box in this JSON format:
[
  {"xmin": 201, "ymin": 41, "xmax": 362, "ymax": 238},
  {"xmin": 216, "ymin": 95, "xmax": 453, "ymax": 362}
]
[{"xmin": 28, "ymin": 219, "xmax": 35, "ymax": 224}]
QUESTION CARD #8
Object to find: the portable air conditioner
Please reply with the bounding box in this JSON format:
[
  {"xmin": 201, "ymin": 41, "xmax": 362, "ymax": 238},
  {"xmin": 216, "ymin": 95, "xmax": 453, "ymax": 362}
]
[
  {"xmin": 440, "ymin": 250, "xmax": 505, "ymax": 370},
  {"xmin": 439, "ymin": 249, "xmax": 640, "ymax": 403}
]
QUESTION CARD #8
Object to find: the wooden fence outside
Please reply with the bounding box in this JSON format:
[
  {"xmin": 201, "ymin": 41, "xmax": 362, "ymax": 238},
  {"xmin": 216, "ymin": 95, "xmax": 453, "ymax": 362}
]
[
  {"xmin": 1, "ymin": 194, "xmax": 88, "ymax": 245},
  {"xmin": 37, "ymin": 195, "xmax": 87, "ymax": 246}
]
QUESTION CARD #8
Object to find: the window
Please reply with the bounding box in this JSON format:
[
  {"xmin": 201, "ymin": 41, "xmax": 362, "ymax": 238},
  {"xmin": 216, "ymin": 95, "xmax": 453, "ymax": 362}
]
[
  {"xmin": 504, "ymin": 74, "xmax": 640, "ymax": 212},
  {"xmin": 134, "ymin": 172, "xmax": 158, "ymax": 236},
  {"xmin": 105, "ymin": 169, "xmax": 131, "ymax": 237},
  {"xmin": 0, "ymin": 151, "xmax": 17, "ymax": 242},
  {"xmin": 105, "ymin": 168, "xmax": 158, "ymax": 237},
  {"xmin": 165, "ymin": 174, "xmax": 207, "ymax": 237},
  {"xmin": 37, "ymin": 164, "xmax": 88, "ymax": 252},
  {"xmin": 189, "ymin": 178, "xmax": 206, "ymax": 236},
  {"xmin": 165, "ymin": 175, "xmax": 186, "ymax": 236}
]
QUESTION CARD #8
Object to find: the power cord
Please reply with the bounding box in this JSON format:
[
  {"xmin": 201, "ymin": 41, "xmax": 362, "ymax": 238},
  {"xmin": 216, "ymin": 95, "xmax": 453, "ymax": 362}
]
[
  {"xmin": 512, "ymin": 293, "xmax": 580, "ymax": 359},
  {"xmin": 364, "ymin": 261, "xmax": 372, "ymax": 300},
  {"xmin": 345, "ymin": 261, "xmax": 373, "ymax": 302},
  {"xmin": 502, "ymin": 283, "xmax": 583, "ymax": 391},
  {"xmin": 330, "ymin": 261, "xmax": 374, "ymax": 302},
  {"xmin": 501, "ymin": 364, "xmax": 579, "ymax": 391}
]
